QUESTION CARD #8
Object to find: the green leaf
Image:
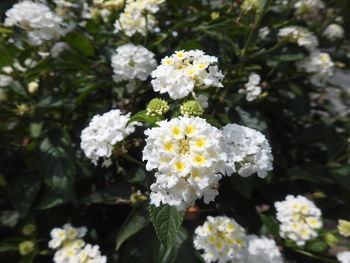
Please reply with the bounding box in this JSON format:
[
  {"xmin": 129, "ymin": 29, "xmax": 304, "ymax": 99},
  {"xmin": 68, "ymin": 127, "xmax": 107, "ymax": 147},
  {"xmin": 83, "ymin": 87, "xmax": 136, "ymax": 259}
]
[
  {"xmin": 126, "ymin": 110, "xmax": 162, "ymax": 127},
  {"xmin": 76, "ymin": 82, "xmax": 105, "ymax": 103},
  {"xmin": 306, "ymin": 240, "xmax": 328, "ymax": 253},
  {"xmin": 0, "ymin": 27, "xmax": 13, "ymax": 34},
  {"xmin": 119, "ymin": 226, "xmax": 157, "ymax": 263},
  {"xmin": 37, "ymin": 129, "xmax": 76, "ymax": 203},
  {"xmin": 65, "ymin": 32, "xmax": 95, "ymax": 56},
  {"xmin": 0, "ymin": 241, "xmax": 18, "ymax": 252},
  {"xmin": 276, "ymin": 53, "xmax": 304, "ymax": 62},
  {"xmin": 6, "ymin": 174, "xmax": 41, "ymax": 217},
  {"xmin": 332, "ymin": 164, "xmax": 350, "ymax": 192},
  {"xmin": 36, "ymin": 186, "xmax": 67, "ymax": 210},
  {"xmin": 260, "ymin": 214, "xmax": 279, "ymax": 236},
  {"xmin": 149, "ymin": 204, "xmax": 185, "ymax": 248},
  {"xmin": 177, "ymin": 40, "xmax": 204, "ymax": 51},
  {"xmin": 116, "ymin": 202, "xmax": 150, "ymax": 251},
  {"xmin": 82, "ymin": 183, "xmax": 132, "ymax": 205},
  {"xmin": 153, "ymin": 228, "xmax": 188, "ymax": 263},
  {"xmin": 201, "ymin": 114, "xmax": 222, "ymax": 128},
  {"xmin": 0, "ymin": 210, "xmax": 19, "ymax": 227},
  {"xmin": 231, "ymin": 174, "xmax": 255, "ymax": 198},
  {"xmin": 29, "ymin": 122, "xmax": 43, "ymax": 138}
]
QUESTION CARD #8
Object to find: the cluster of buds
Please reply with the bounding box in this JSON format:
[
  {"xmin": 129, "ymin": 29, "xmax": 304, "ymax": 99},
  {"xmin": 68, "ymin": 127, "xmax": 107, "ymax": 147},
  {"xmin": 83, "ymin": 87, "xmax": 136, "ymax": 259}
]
[
  {"xmin": 180, "ymin": 100, "xmax": 204, "ymax": 117},
  {"xmin": 146, "ymin": 98, "xmax": 170, "ymax": 116}
]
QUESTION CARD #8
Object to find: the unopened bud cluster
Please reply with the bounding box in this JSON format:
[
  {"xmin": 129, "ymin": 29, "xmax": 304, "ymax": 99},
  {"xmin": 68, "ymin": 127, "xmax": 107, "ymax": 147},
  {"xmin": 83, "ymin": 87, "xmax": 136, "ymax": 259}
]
[
  {"xmin": 180, "ymin": 100, "xmax": 204, "ymax": 117},
  {"xmin": 146, "ymin": 98, "xmax": 170, "ymax": 116}
]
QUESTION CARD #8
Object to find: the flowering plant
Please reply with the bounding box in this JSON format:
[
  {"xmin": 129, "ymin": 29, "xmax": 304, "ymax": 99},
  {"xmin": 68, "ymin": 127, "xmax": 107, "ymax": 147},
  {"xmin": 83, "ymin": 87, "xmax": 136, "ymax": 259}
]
[{"xmin": 0, "ymin": 0, "xmax": 350, "ymax": 262}]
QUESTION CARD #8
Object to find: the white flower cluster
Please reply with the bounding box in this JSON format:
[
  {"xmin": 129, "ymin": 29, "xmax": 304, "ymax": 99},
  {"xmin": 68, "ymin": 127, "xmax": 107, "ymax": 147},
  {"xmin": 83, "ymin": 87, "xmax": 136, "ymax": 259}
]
[
  {"xmin": 296, "ymin": 50, "xmax": 334, "ymax": 86},
  {"xmin": 337, "ymin": 251, "xmax": 350, "ymax": 263},
  {"xmin": 323, "ymin": 24, "xmax": 344, "ymax": 41},
  {"xmin": 4, "ymin": 1, "xmax": 67, "ymax": 45},
  {"xmin": 278, "ymin": 26, "xmax": 318, "ymax": 51},
  {"xmin": 143, "ymin": 116, "xmax": 227, "ymax": 210},
  {"xmin": 114, "ymin": 0, "xmax": 165, "ymax": 37},
  {"xmin": 80, "ymin": 109, "xmax": 139, "ymax": 166},
  {"xmin": 111, "ymin": 44, "xmax": 157, "ymax": 84},
  {"xmin": 239, "ymin": 73, "xmax": 262, "ymax": 102},
  {"xmin": 294, "ymin": 0, "xmax": 325, "ymax": 16},
  {"xmin": 48, "ymin": 224, "xmax": 107, "ymax": 263},
  {"xmin": 194, "ymin": 216, "xmax": 247, "ymax": 263},
  {"xmin": 222, "ymin": 123, "xmax": 273, "ymax": 178},
  {"xmin": 0, "ymin": 59, "xmax": 37, "ymax": 87},
  {"xmin": 151, "ymin": 50, "xmax": 224, "ymax": 100},
  {"xmin": 193, "ymin": 216, "xmax": 284, "ymax": 263},
  {"xmin": 245, "ymin": 235, "xmax": 283, "ymax": 263},
  {"xmin": 0, "ymin": 67, "xmax": 14, "ymax": 87},
  {"xmin": 275, "ymin": 195, "xmax": 322, "ymax": 246}
]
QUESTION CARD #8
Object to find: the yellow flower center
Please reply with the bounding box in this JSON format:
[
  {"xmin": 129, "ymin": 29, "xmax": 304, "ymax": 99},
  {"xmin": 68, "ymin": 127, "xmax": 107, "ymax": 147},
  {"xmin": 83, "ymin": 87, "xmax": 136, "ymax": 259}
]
[
  {"xmin": 195, "ymin": 139, "xmax": 206, "ymax": 148},
  {"xmin": 163, "ymin": 142, "xmax": 174, "ymax": 152},
  {"xmin": 174, "ymin": 161, "xmax": 185, "ymax": 172},
  {"xmin": 193, "ymin": 155, "xmax": 206, "ymax": 165},
  {"xmin": 176, "ymin": 52, "xmax": 185, "ymax": 58},
  {"xmin": 171, "ymin": 126, "xmax": 181, "ymax": 136},
  {"xmin": 164, "ymin": 59, "xmax": 174, "ymax": 65},
  {"xmin": 185, "ymin": 125, "xmax": 195, "ymax": 135}
]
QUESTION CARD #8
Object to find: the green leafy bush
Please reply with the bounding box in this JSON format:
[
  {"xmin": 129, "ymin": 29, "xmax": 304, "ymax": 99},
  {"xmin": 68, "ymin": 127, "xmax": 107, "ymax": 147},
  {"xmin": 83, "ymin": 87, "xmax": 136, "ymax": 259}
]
[{"xmin": 0, "ymin": 0, "xmax": 350, "ymax": 262}]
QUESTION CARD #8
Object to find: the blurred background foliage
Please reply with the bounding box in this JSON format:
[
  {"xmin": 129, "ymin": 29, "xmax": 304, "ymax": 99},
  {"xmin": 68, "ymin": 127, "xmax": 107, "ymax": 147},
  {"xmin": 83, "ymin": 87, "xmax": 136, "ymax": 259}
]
[{"xmin": 0, "ymin": 0, "xmax": 350, "ymax": 262}]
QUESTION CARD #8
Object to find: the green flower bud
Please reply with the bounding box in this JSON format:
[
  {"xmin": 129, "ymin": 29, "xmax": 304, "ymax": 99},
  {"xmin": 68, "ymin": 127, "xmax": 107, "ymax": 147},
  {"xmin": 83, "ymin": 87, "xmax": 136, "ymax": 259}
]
[
  {"xmin": 130, "ymin": 191, "xmax": 148, "ymax": 205},
  {"xmin": 103, "ymin": 0, "xmax": 124, "ymax": 10},
  {"xmin": 211, "ymin": 11, "xmax": 220, "ymax": 20},
  {"xmin": 22, "ymin": 224, "xmax": 36, "ymax": 236},
  {"xmin": 146, "ymin": 98, "xmax": 170, "ymax": 116},
  {"xmin": 338, "ymin": 219, "xmax": 350, "ymax": 237},
  {"xmin": 325, "ymin": 233, "xmax": 339, "ymax": 247},
  {"xmin": 15, "ymin": 104, "xmax": 31, "ymax": 116},
  {"xmin": 180, "ymin": 100, "xmax": 204, "ymax": 117},
  {"xmin": 242, "ymin": 0, "xmax": 260, "ymax": 11},
  {"xmin": 18, "ymin": 241, "xmax": 34, "ymax": 256},
  {"xmin": 28, "ymin": 81, "xmax": 39, "ymax": 94}
]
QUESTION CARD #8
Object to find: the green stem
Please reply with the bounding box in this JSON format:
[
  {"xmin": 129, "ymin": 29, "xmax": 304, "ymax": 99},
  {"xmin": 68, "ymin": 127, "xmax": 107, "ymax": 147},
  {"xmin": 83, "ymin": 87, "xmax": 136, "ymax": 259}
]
[
  {"xmin": 250, "ymin": 37, "xmax": 289, "ymax": 58},
  {"xmin": 290, "ymin": 248, "xmax": 338, "ymax": 263},
  {"xmin": 120, "ymin": 153, "xmax": 145, "ymax": 167}
]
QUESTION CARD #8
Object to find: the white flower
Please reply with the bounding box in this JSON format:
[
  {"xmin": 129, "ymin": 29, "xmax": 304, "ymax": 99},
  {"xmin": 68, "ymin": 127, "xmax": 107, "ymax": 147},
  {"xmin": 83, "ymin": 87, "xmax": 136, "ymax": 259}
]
[
  {"xmin": 111, "ymin": 44, "xmax": 157, "ymax": 83},
  {"xmin": 114, "ymin": 0, "xmax": 165, "ymax": 37},
  {"xmin": 196, "ymin": 94, "xmax": 209, "ymax": 109},
  {"xmin": 239, "ymin": 73, "xmax": 262, "ymax": 102},
  {"xmin": 274, "ymin": 195, "xmax": 322, "ymax": 246},
  {"xmin": 4, "ymin": 1, "xmax": 67, "ymax": 45},
  {"xmin": 53, "ymin": 0, "xmax": 79, "ymax": 8},
  {"xmin": 337, "ymin": 251, "xmax": 350, "ymax": 263},
  {"xmin": 49, "ymin": 224, "xmax": 107, "ymax": 263},
  {"xmin": 294, "ymin": 0, "xmax": 325, "ymax": 16},
  {"xmin": 81, "ymin": 109, "xmax": 139, "ymax": 166},
  {"xmin": 50, "ymin": 42, "xmax": 69, "ymax": 58},
  {"xmin": 245, "ymin": 235, "xmax": 283, "ymax": 263},
  {"xmin": 278, "ymin": 26, "xmax": 318, "ymax": 51},
  {"xmin": 143, "ymin": 117, "xmax": 227, "ymax": 210},
  {"xmin": 28, "ymin": 81, "xmax": 39, "ymax": 93},
  {"xmin": 271, "ymin": 0, "xmax": 289, "ymax": 12},
  {"xmin": 323, "ymin": 24, "xmax": 344, "ymax": 41},
  {"xmin": 0, "ymin": 67, "xmax": 14, "ymax": 87},
  {"xmin": 258, "ymin": 27, "xmax": 270, "ymax": 39},
  {"xmin": 151, "ymin": 50, "xmax": 224, "ymax": 100},
  {"xmin": 222, "ymin": 123, "xmax": 273, "ymax": 178},
  {"xmin": 193, "ymin": 216, "xmax": 247, "ymax": 263},
  {"xmin": 295, "ymin": 50, "xmax": 334, "ymax": 86},
  {"xmin": 0, "ymin": 59, "xmax": 36, "ymax": 87}
]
